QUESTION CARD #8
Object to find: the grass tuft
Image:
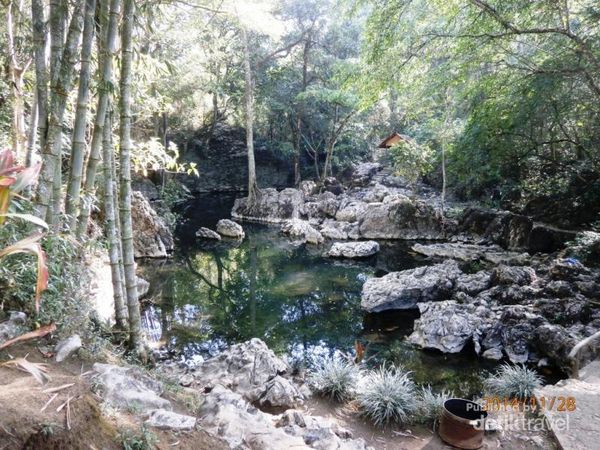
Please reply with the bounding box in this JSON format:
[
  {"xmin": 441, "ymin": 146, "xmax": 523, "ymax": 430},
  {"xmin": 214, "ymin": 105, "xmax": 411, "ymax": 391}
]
[
  {"xmin": 484, "ymin": 363, "xmax": 543, "ymax": 399},
  {"xmin": 308, "ymin": 356, "xmax": 360, "ymax": 402}
]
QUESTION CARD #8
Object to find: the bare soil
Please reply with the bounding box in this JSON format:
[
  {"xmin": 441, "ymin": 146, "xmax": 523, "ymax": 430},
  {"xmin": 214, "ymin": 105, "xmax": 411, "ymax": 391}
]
[{"xmin": 0, "ymin": 341, "xmax": 226, "ymax": 450}]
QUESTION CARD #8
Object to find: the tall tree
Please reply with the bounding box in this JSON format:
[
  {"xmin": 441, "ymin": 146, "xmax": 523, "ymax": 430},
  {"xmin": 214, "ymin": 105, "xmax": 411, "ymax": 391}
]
[
  {"xmin": 76, "ymin": 0, "xmax": 121, "ymax": 238},
  {"xmin": 102, "ymin": 106, "xmax": 128, "ymax": 329},
  {"xmin": 65, "ymin": 0, "xmax": 96, "ymax": 230},
  {"xmin": 119, "ymin": 0, "xmax": 144, "ymax": 357},
  {"xmin": 36, "ymin": 0, "xmax": 84, "ymax": 225},
  {"xmin": 31, "ymin": 0, "xmax": 49, "ymax": 160}
]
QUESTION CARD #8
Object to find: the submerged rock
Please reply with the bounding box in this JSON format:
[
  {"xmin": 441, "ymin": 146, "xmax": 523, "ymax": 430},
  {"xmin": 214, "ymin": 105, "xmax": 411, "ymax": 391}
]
[
  {"xmin": 131, "ymin": 191, "xmax": 174, "ymax": 258},
  {"xmin": 196, "ymin": 227, "xmax": 221, "ymax": 240},
  {"xmin": 216, "ymin": 219, "xmax": 245, "ymax": 239},
  {"xmin": 361, "ymin": 260, "xmax": 462, "ymax": 312},
  {"xmin": 281, "ymin": 219, "xmax": 324, "ymax": 245},
  {"xmin": 327, "ymin": 241, "xmax": 380, "ymax": 259}
]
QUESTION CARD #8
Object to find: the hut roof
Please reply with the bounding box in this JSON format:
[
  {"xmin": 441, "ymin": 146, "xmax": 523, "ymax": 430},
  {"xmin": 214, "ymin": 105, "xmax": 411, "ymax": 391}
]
[{"xmin": 377, "ymin": 132, "xmax": 412, "ymax": 148}]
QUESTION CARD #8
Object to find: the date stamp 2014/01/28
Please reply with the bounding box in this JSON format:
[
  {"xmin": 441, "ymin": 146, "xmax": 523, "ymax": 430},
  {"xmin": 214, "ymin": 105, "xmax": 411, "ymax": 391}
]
[{"xmin": 481, "ymin": 396, "xmax": 576, "ymax": 412}]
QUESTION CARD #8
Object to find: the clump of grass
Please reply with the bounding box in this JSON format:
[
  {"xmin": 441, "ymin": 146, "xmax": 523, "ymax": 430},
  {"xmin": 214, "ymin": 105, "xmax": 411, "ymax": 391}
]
[
  {"xmin": 356, "ymin": 364, "xmax": 417, "ymax": 426},
  {"xmin": 484, "ymin": 364, "xmax": 543, "ymax": 399},
  {"xmin": 120, "ymin": 425, "xmax": 158, "ymax": 450},
  {"xmin": 414, "ymin": 386, "xmax": 452, "ymax": 425},
  {"xmin": 308, "ymin": 356, "xmax": 360, "ymax": 402}
]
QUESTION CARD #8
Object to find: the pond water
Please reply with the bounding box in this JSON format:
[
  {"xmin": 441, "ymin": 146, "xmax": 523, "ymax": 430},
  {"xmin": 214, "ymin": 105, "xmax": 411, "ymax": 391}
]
[{"xmin": 140, "ymin": 193, "xmax": 498, "ymax": 397}]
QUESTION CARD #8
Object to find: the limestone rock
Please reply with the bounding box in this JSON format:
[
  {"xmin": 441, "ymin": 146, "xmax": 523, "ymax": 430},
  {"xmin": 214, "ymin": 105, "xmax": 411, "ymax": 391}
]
[
  {"xmin": 196, "ymin": 227, "xmax": 221, "ymax": 240},
  {"xmin": 361, "ymin": 260, "xmax": 462, "ymax": 312},
  {"xmin": 350, "ymin": 162, "xmax": 381, "ymax": 187},
  {"xmin": 411, "ymin": 242, "xmax": 529, "ymax": 265},
  {"xmin": 257, "ymin": 375, "xmax": 304, "ymax": 410},
  {"xmin": 299, "ymin": 180, "xmax": 318, "ymax": 197},
  {"xmin": 145, "ymin": 409, "xmax": 196, "ymax": 430},
  {"xmin": 232, "ymin": 188, "xmax": 304, "ymax": 223},
  {"xmin": 92, "ymin": 363, "xmax": 171, "ymax": 412},
  {"xmin": 490, "ymin": 265, "xmax": 536, "ymax": 286},
  {"xmin": 54, "ymin": 335, "xmax": 82, "ymax": 362},
  {"xmin": 216, "ymin": 219, "xmax": 245, "ymax": 239},
  {"xmin": 281, "ymin": 219, "xmax": 324, "ymax": 245},
  {"xmin": 408, "ymin": 301, "xmax": 496, "ymax": 353},
  {"xmin": 131, "ymin": 191, "xmax": 174, "ymax": 258},
  {"xmin": 319, "ymin": 220, "xmax": 359, "ymax": 240},
  {"xmin": 328, "ymin": 241, "xmax": 380, "ymax": 259}
]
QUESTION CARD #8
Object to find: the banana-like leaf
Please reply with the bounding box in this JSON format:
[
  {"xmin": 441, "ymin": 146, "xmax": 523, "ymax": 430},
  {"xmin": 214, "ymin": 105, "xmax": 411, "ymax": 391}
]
[
  {"xmin": 0, "ymin": 149, "xmax": 15, "ymax": 173},
  {"xmin": 10, "ymin": 163, "xmax": 41, "ymax": 194},
  {"xmin": 0, "ymin": 213, "xmax": 49, "ymax": 229},
  {"xmin": 0, "ymin": 233, "xmax": 49, "ymax": 313}
]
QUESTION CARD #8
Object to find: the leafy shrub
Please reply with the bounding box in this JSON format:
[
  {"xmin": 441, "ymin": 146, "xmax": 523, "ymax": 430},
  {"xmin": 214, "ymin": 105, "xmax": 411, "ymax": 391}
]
[
  {"xmin": 308, "ymin": 356, "xmax": 360, "ymax": 402},
  {"xmin": 356, "ymin": 364, "xmax": 417, "ymax": 426},
  {"xmin": 484, "ymin": 364, "xmax": 543, "ymax": 399},
  {"xmin": 414, "ymin": 385, "xmax": 452, "ymax": 425}
]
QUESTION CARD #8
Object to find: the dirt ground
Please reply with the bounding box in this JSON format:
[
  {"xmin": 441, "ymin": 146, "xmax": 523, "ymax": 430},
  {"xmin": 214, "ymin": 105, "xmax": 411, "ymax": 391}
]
[{"xmin": 0, "ymin": 342, "xmax": 226, "ymax": 450}]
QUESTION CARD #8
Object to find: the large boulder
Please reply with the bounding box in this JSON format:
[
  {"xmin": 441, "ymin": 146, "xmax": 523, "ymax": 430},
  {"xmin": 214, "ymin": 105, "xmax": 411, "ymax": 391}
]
[
  {"xmin": 327, "ymin": 241, "xmax": 380, "ymax": 259},
  {"xmin": 358, "ymin": 198, "xmax": 445, "ymax": 240},
  {"xmin": 232, "ymin": 188, "xmax": 304, "ymax": 223},
  {"xmin": 361, "ymin": 260, "xmax": 462, "ymax": 312},
  {"xmin": 131, "ymin": 191, "xmax": 174, "ymax": 258},
  {"xmin": 408, "ymin": 301, "xmax": 498, "ymax": 353},
  {"xmin": 281, "ymin": 219, "xmax": 324, "ymax": 245},
  {"xmin": 192, "ymin": 338, "xmax": 300, "ymax": 407},
  {"xmin": 217, "ymin": 219, "xmax": 245, "ymax": 239}
]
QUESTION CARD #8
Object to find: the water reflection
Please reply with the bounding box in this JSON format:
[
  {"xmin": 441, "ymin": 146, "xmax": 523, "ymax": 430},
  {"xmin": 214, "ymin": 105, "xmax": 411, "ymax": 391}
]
[{"xmin": 140, "ymin": 194, "xmax": 495, "ymax": 397}]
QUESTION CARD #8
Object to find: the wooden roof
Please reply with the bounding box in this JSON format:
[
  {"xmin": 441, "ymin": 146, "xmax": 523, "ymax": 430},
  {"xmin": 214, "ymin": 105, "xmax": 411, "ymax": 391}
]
[{"xmin": 378, "ymin": 132, "xmax": 411, "ymax": 148}]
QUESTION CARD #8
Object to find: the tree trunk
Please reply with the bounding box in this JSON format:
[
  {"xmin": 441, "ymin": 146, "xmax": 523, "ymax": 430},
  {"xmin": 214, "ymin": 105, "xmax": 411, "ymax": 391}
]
[
  {"xmin": 31, "ymin": 0, "xmax": 49, "ymax": 155},
  {"xmin": 76, "ymin": 0, "xmax": 121, "ymax": 238},
  {"xmin": 26, "ymin": 89, "xmax": 39, "ymax": 167},
  {"xmin": 119, "ymin": 0, "xmax": 144, "ymax": 358},
  {"xmin": 6, "ymin": 0, "xmax": 29, "ymax": 160},
  {"xmin": 36, "ymin": 0, "xmax": 84, "ymax": 226},
  {"xmin": 102, "ymin": 108, "xmax": 128, "ymax": 329},
  {"xmin": 65, "ymin": 0, "xmax": 96, "ymax": 231},
  {"xmin": 241, "ymin": 25, "xmax": 260, "ymax": 207}
]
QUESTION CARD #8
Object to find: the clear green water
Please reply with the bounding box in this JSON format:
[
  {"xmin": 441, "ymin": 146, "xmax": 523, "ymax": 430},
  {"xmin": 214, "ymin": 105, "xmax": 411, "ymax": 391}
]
[{"xmin": 140, "ymin": 194, "xmax": 498, "ymax": 397}]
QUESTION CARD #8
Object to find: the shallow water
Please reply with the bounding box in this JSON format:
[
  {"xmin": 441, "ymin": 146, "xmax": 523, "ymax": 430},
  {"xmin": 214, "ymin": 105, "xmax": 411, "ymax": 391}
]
[{"xmin": 140, "ymin": 193, "xmax": 498, "ymax": 397}]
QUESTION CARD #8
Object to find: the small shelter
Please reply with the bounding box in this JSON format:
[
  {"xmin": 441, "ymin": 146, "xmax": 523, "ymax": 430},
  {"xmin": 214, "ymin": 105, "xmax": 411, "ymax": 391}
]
[{"xmin": 378, "ymin": 132, "xmax": 411, "ymax": 148}]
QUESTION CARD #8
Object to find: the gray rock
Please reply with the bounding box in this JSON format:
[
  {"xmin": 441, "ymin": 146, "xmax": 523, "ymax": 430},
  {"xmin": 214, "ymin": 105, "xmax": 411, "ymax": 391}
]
[
  {"xmin": 0, "ymin": 312, "xmax": 27, "ymax": 347},
  {"xmin": 195, "ymin": 227, "xmax": 221, "ymax": 240},
  {"xmin": 490, "ymin": 265, "xmax": 536, "ymax": 286},
  {"xmin": 361, "ymin": 260, "xmax": 462, "ymax": 312},
  {"xmin": 408, "ymin": 301, "xmax": 496, "ymax": 353},
  {"xmin": 299, "ymin": 180, "xmax": 318, "ymax": 197},
  {"xmin": 193, "ymin": 338, "xmax": 289, "ymax": 404},
  {"xmin": 319, "ymin": 220, "xmax": 359, "ymax": 240},
  {"xmin": 232, "ymin": 188, "xmax": 304, "ymax": 223},
  {"xmin": 358, "ymin": 198, "xmax": 445, "ymax": 240},
  {"xmin": 258, "ymin": 375, "xmax": 304, "ymax": 410},
  {"xmin": 351, "ymin": 162, "xmax": 381, "ymax": 187},
  {"xmin": 328, "ymin": 241, "xmax": 380, "ymax": 259},
  {"xmin": 482, "ymin": 347, "xmax": 503, "ymax": 361},
  {"xmin": 335, "ymin": 199, "xmax": 368, "ymax": 223},
  {"xmin": 216, "ymin": 219, "xmax": 245, "ymax": 239},
  {"xmin": 459, "ymin": 207, "xmax": 532, "ymax": 250},
  {"xmin": 455, "ymin": 271, "xmax": 491, "ymax": 296},
  {"xmin": 145, "ymin": 409, "xmax": 196, "ymax": 430},
  {"xmin": 54, "ymin": 335, "xmax": 82, "ymax": 362},
  {"xmin": 411, "ymin": 242, "xmax": 529, "ymax": 265},
  {"xmin": 92, "ymin": 363, "xmax": 171, "ymax": 412},
  {"xmin": 281, "ymin": 219, "xmax": 324, "ymax": 245},
  {"xmin": 131, "ymin": 191, "xmax": 174, "ymax": 258}
]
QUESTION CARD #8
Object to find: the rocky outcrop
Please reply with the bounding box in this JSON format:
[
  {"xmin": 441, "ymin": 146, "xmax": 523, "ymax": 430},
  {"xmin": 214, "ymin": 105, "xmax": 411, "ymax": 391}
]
[
  {"xmin": 131, "ymin": 191, "xmax": 174, "ymax": 258},
  {"xmin": 281, "ymin": 219, "xmax": 324, "ymax": 245},
  {"xmin": 217, "ymin": 219, "xmax": 245, "ymax": 239},
  {"xmin": 327, "ymin": 241, "xmax": 380, "ymax": 258},
  {"xmin": 409, "ymin": 301, "xmax": 498, "ymax": 353},
  {"xmin": 459, "ymin": 207, "xmax": 532, "ymax": 250},
  {"xmin": 350, "ymin": 162, "xmax": 382, "ymax": 187},
  {"xmin": 412, "ymin": 242, "xmax": 529, "ymax": 265},
  {"xmin": 361, "ymin": 260, "xmax": 462, "ymax": 312},
  {"xmin": 232, "ymin": 188, "xmax": 304, "ymax": 223}
]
